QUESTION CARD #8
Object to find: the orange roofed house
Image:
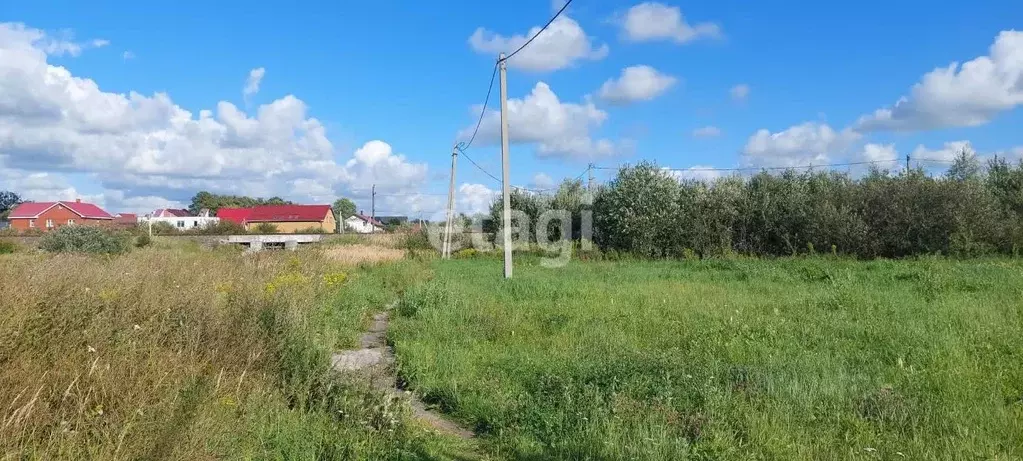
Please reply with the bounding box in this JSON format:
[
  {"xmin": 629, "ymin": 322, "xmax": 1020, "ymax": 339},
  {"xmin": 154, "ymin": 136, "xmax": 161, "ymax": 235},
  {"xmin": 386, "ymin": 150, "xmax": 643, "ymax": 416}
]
[
  {"xmin": 7, "ymin": 200, "xmax": 114, "ymax": 232},
  {"xmin": 217, "ymin": 205, "xmax": 335, "ymax": 233}
]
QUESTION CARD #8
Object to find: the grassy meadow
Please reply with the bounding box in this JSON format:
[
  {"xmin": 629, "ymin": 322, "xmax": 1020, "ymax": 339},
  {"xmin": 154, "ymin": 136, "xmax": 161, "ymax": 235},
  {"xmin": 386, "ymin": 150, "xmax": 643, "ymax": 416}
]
[
  {"xmin": 0, "ymin": 239, "xmax": 479, "ymax": 460},
  {"xmin": 390, "ymin": 256, "xmax": 1023, "ymax": 460}
]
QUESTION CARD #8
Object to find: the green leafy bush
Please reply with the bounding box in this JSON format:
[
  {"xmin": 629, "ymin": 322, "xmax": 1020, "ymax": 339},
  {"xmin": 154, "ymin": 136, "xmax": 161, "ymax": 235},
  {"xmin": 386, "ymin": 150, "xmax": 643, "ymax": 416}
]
[
  {"xmin": 39, "ymin": 226, "xmax": 131, "ymax": 254},
  {"xmin": 401, "ymin": 229, "xmax": 432, "ymax": 251},
  {"xmin": 148, "ymin": 221, "xmax": 178, "ymax": 235},
  {"xmin": 135, "ymin": 233, "xmax": 152, "ymax": 248},
  {"xmin": 188, "ymin": 220, "xmax": 247, "ymax": 235},
  {"xmin": 0, "ymin": 239, "xmax": 16, "ymax": 254}
]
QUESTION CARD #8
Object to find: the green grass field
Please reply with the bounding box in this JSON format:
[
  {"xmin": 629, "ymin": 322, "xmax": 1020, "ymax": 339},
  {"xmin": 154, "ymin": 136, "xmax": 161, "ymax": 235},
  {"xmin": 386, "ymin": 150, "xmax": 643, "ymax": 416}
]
[{"xmin": 390, "ymin": 256, "xmax": 1023, "ymax": 460}]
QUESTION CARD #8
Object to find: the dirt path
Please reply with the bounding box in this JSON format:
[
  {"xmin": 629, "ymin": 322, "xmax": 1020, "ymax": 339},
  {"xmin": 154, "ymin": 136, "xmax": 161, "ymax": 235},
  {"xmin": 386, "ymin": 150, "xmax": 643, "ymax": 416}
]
[{"xmin": 330, "ymin": 306, "xmax": 474, "ymax": 440}]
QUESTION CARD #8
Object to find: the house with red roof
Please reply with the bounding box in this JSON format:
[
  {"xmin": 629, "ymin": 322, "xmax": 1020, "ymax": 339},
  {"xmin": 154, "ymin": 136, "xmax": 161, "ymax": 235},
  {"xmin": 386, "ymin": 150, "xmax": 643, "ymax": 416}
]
[
  {"xmin": 7, "ymin": 199, "xmax": 114, "ymax": 232},
  {"xmin": 343, "ymin": 212, "xmax": 384, "ymax": 234},
  {"xmin": 217, "ymin": 205, "xmax": 335, "ymax": 233},
  {"xmin": 113, "ymin": 213, "xmax": 138, "ymax": 228},
  {"xmin": 216, "ymin": 208, "xmax": 252, "ymax": 225}
]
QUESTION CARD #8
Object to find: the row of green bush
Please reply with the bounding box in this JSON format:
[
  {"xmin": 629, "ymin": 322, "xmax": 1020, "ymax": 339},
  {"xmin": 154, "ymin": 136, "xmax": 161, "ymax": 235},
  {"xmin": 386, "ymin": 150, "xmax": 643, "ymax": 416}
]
[{"xmin": 487, "ymin": 152, "xmax": 1023, "ymax": 259}]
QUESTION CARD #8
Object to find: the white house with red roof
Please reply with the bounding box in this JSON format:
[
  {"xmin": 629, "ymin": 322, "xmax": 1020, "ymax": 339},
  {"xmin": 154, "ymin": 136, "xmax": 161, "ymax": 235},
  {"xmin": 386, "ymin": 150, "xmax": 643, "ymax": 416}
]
[
  {"xmin": 138, "ymin": 208, "xmax": 219, "ymax": 231},
  {"xmin": 344, "ymin": 213, "xmax": 384, "ymax": 234},
  {"xmin": 6, "ymin": 199, "xmax": 114, "ymax": 232}
]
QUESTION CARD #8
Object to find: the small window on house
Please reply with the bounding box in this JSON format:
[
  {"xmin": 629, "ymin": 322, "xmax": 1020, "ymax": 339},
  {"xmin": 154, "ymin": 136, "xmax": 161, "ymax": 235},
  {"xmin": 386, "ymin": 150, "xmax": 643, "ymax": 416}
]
[
  {"xmin": 29, "ymin": 220, "xmax": 35, "ymax": 228},
  {"xmin": 67, "ymin": 219, "xmax": 75, "ymax": 225},
  {"xmin": 46, "ymin": 219, "xmax": 54, "ymax": 228},
  {"xmin": 193, "ymin": 221, "xmax": 199, "ymax": 228},
  {"xmin": 177, "ymin": 220, "xmax": 185, "ymax": 228}
]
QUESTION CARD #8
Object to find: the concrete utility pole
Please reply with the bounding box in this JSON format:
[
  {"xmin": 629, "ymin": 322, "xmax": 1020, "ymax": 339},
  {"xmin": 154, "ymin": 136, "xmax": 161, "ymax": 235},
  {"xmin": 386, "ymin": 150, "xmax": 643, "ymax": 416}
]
[
  {"xmin": 443, "ymin": 145, "xmax": 458, "ymax": 258},
  {"xmin": 499, "ymin": 53, "xmax": 513, "ymax": 278},
  {"xmin": 587, "ymin": 163, "xmax": 594, "ymax": 191},
  {"xmin": 371, "ymin": 184, "xmax": 376, "ymax": 221}
]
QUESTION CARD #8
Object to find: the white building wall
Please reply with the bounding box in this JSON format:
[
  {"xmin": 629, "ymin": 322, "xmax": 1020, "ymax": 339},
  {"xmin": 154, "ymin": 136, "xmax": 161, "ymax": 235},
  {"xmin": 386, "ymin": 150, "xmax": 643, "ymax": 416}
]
[
  {"xmin": 344, "ymin": 216, "xmax": 380, "ymax": 234},
  {"xmin": 139, "ymin": 216, "xmax": 220, "ymax": 230}
]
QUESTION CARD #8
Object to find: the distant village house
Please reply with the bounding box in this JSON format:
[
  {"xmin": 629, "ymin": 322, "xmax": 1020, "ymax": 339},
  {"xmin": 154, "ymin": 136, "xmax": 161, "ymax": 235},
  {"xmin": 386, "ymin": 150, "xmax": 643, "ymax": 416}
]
[
  {"xmin": 138, "ymin": 208, "xmax": 219, "ymax": 230},
  {"xmin": 6, "ymin": 199, "xmax": 114, "ymax": 232},
  {"xmin": 344, "ymin": 212, "xmax": 384, "ymax": 234},
  {"xmin": 217, "ymin": 205, "xmax": 335, "ymax": 233}
]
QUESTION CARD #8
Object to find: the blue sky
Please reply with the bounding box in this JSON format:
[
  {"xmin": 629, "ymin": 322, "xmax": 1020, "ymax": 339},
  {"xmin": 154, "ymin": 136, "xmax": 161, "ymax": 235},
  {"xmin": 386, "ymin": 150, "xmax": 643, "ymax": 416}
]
[{"xmin": 1, "ymin": 1, "xmax": 1021, "ymax": 217}]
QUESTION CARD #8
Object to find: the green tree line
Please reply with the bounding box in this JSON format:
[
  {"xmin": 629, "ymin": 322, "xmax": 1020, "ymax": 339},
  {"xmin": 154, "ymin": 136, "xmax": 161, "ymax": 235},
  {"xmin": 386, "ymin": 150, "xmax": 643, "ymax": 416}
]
[
  {"xmin": 188, "ymin": 191, "xmax": 294, "ymax": 214},
  {"xmin": 488, "ymin": 150, "xmax": 1023, "ymax": 259}
]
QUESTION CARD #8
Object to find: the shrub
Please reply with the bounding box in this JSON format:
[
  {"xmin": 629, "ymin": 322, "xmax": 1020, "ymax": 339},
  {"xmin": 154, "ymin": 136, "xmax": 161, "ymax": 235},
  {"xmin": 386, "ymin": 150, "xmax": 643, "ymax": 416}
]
[
  {"xmin": 452, "ymin": 248, "xmax": 478, "ymax": 259},
  {"xmin": 148, "ymin": 221, "xmax": 178, "ymax": 235},
  {"xmin": 0, "ymin": 239, "xmax": 16, "ymax": 254},
  {"xmin": 135, "ymin": 233, "xmax": 152, "ymax": 248},
  {"xmin": 402, "ymin": 229, "xmax": 432, "ymax": 251},
  {"xmin": 252, "ymin": 222, "xmax": 279, "ymax": 234},
  {"xmin": 180, "ymin": 220, "xmax": 247, "ymax": 235},
  {"xmin": 38, "ymin": 226, "xmax": 131, "ymax": 254}
]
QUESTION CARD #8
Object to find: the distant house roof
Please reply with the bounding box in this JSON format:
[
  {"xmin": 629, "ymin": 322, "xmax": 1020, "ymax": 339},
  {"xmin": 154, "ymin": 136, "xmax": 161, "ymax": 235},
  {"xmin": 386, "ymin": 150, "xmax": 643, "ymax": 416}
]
[
  {"xmin": 247, "ymin": 205, "xmax": 332, "ymax": 222},
  {"xmin": 217, "ymin": 205, "xmax": 332, "ymax": 224},
  {"xmin": 8, "ymin": 201, "xmax": 114, "ymax": 220},
  {"xmin": 348, "ymin": 214, "xmax": 384, "ymax": 228},
  {"xmin": 217, "ymin": 207, "xmax": 252, "ymax": 224},
  {"xmin": 152, "ymin": 208, "xmax": 191, "ymax": 217},
  {"xmin": 114, "ymin": 213, "xmax": 138, "ymax": 225}
]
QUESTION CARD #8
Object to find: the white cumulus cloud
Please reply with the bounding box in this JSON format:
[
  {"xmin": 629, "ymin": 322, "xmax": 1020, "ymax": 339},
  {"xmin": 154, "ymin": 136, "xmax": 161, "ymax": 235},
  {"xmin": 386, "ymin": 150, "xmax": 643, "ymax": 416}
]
[
  {"xmin": 458, "ymin": 82, "xmax": 626, "ymax": 159},
  {"xmin": 741, "ymin": 122, "xmax": 861, "ymax": 168},
  {"xmin": 532, "ymin": 172, "xmax": 555, "ymax": 189},
  {"xmin": 855, "ymin": 30, "xmax": 1023, "ymax": 132},
  {"xmin": 597, "ymin": 65, "xmax": 677, "ymax": 104},
  {"xmin": 243, "ymin": 67, "xmax": 265, "ymax": 98},
  {"xmin": 860, "ymin": 143, "xmax": 899, "ymax": 162},
  {"xmin": 0, "ymin": 22, "xmax": 428, "ymax": 213},
  {"xmin": 619, "ymin": 2, "xmax": 721, "ymax": 44},
  {"xmin": 458, "ymin": 183, "xmax": 499, "ymax": 215},
  {"xmin": 911, "ymin": 140, "xmax": 973, "ymax": 163},
  {"xmin": 468, "ymin": 16, "xmax": 608, "ymax": 72}
]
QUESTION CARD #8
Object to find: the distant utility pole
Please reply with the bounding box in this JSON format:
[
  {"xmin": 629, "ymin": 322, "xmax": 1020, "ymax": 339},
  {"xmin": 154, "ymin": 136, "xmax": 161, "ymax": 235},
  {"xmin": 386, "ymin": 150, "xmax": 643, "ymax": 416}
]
[
  {"xmin": 587, "ymin": 163, "xmax": 594, "ymax": 191},
  {"xmin": 443, "ymin": 145, "xmax": 458, "ymax": 259},
  {"xmin": 499, "ymin": 53, "xmax": 513, "ymax": 279},
  {"xmin": 371, "ymin": 184, "xmax": 376, "ymax": 221},
  {"xmin": 905, "ymin": 155, "xmax": 911, "ymax": 173}
]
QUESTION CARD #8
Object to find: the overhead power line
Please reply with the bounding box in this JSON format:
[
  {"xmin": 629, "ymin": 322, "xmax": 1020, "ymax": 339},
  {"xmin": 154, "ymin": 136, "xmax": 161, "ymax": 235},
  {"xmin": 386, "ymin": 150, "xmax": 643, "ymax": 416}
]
[
  {"xmin": 457, "ymin": 62, "xmax": 498, "ymax": 153},
  {"xmin": 573, "ymin": 166, "xmax": 590, "ymax": 182},
  {"xmin": 453, "ymin": 0, "xmax": 574, "ymax": 188},
  {"xmin": 501, "ymin": 0, "xmax": 574, "ymax": 63},
  {"xmin": 461, "ymin": 150, "xmax": 502, "ymax": 183}
]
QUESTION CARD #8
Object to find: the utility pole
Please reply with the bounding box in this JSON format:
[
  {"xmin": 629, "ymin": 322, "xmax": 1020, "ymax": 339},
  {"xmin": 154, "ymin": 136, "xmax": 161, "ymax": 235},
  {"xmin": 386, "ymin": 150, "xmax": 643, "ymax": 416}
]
[
  {"xmin": 371, "ymin": 184, "xmax": 376, "ymax": 221},
  {"xmin": 443, "ymin": 145, "xmax": 458, "ymax": 258},
  {"xmin": 499, "ymin": 53, "xmax": 513, "ymax": 278},
  {"xmin": 587, "ymin": 163, "xmax": 594, "ymax": 191},
  {"xmin": 905, "ymin": 155, "xmax": 911, "ymax": 173}
]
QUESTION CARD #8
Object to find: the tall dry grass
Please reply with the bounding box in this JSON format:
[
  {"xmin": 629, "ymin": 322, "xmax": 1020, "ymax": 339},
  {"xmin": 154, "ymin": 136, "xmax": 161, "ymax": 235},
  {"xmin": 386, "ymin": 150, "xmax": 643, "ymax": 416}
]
[
  {"xmin": 0, "ymin": 246, "xmax": 454, "ymax": 459},
  {"xmin": 321, "ymin": 244, "xmax": 405, "ymax": 266}
]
